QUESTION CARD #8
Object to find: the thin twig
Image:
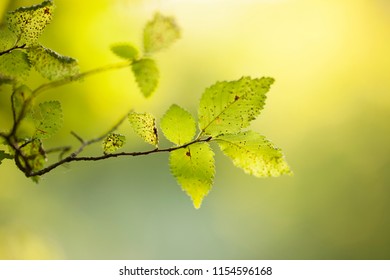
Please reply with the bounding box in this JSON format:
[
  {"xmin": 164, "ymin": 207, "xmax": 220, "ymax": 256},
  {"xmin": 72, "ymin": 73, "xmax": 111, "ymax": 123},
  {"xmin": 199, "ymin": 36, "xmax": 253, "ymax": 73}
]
[
  {"xmin": 70, "ymin": 131, "xmax": 84, "ymax": 144},
  {"xmin": 45, "ymin": 146, "xmax": 72, "ymax": 162},
  {"xmin": 0, "ymin": 44, "xmax": 26, "ymax": 56},
  {"xmin": 45, "ymin": 146, "xmax": 72, "ymax": 155},
  {"xmin": 32, "ymin": 61, "xmax": 132, "ymax": 97}
]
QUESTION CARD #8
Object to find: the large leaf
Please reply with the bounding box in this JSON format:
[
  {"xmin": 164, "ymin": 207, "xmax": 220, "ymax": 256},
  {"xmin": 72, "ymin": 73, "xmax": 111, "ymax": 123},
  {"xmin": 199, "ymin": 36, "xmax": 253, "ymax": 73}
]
[
  {"xmin": 170, "ymin": 142, "xmax": 215, "ymax": 209},
  {"xmin": 198, "ymin": 76, "xmax": 274, "ymax": 137},
  {"xmin": 128, "ymin": 112, "xmax": 158, "ymax": 147},
  {"xmin": 131, "ymin": 58, "xmax": 159, "ymax": 98},
  {"xmin": 0, "ymin": 50, "xmax": 31, "ymax": 82},
  {"xmin": 33, "ymin": 101, "xmax": 63, "ymax": 139},
  {"xmin": 7, "ymin": 0, "xmax": 54, "ymax": 45},
  {"xmin": 143, "ymin": 13, "xmax": 180, "ymax": 54},
  {"xmin": 216, "ymin": 131, "xmax": 292, "ymax": 177},
  {"xmin": 28, "ymin": 45, "xmax": 79, "ymax": 80},
  {"xmin": 160, "ymin": 104, "xmax": 196, "ymax": 146}
]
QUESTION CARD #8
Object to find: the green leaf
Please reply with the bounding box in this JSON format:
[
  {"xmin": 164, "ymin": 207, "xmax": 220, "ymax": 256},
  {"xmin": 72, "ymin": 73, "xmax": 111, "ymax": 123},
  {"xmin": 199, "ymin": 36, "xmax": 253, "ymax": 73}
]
[
  {"xmin": 143, "ymin": 12, "xmax": 180, "ymax": 54},
  {"xmin": 33, "ymin": 101, "xmax": 63, "ymax": 139},
  {"xmin": 160, "ymin": 104, "xmax": 196, "ymax": 146},
  {"xmin": 102, "ymin": 133, "xmax": 126, "ymax": 154},
  {"xmin": 131, "ymin": 58, "xmax": 159, "ymax": 98},
  {"xmin": 19, "ymin": 138, "xmax": 46, "ymax": 173},
  {"xmin": 0, "ymin": 50, "xmax": 31, "ymax": 82},
  {"xmin": 28, "ymin": 45, "xmax": 79, "ymax": 80},
  {"xmin": 170, "ymin": 142, "xmax": 215, "ymax": 209},
  {"xmin": 111, "ymin": 43, "xmax": 139, "ymax": 60},
  {"xmin": 198, "ymin": 76, "xmax": 274, "ymax": 137},
  {"xmin": 12, "ymin": 85, "xmax": 33, "ymax": 120},
  {"xmin": 128, "ymin": 112, "xmax": 158, "ymax": 147},
  {"xmin": 0, "ymin": 150, "xmax": 13, "ymax": 165},
  {"xmin": 7, "ymin": 0, "xmax": 54, "ymax": 45},
  {"xmin": 216, "ymin": 131, "xmax": 292, "ymax": 177},
  {"xmin": 0, "ymin": 26, "xmax": 16, "ymax": 52}
]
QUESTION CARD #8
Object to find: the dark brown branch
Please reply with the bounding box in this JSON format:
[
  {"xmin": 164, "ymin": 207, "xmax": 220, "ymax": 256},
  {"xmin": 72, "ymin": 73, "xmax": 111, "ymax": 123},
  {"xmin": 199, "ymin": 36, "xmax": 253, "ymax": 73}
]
[
  {"xmin": 0, "ymin": 44, "xmax": 26, "ymax": 56},
  {"xmin": 26, "ymin": 136, "xmax": 213, "ymax": 177}
]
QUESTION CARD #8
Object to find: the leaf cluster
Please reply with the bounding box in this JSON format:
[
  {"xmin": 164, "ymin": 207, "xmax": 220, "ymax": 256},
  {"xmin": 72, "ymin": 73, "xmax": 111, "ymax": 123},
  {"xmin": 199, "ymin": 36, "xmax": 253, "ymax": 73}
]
[
  {"xmin": 0, "ymin": 1, "xmax": 291, "ymax": 209},
  {"xmin": 102, "ymin": 77, "xmax": 292, "ymax": 208},
  {"xmin": 0, "ymin": 1, "xmax": 78, "ymax": 84},
  {"xmin": 111, "ymin": 12, "xmax": 180, "ymax": 97},
  {"xmin": 0, "ymin": 2, "xmax": 180, "ymax": 179}
]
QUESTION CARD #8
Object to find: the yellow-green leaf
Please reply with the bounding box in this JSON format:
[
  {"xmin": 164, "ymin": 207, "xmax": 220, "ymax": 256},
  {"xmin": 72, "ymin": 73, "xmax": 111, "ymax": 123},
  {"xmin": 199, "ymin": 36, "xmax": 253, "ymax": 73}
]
[
  {"xmin": 33, "ymin": 101, "xmax": 63, "ymax": 139},
  {"xmin": 128, "ymin": 112, "xmax": 158, "ymax": 147},
  {"xmin": 0, "ymin": 50, "xmax": 31, "ymax": 82},
  {"xmin": 160, "ymin": 104, "xmax": 196, "ymax": 146},
  {"xmin": 111, "ymin": 43, "xmax": 139, "ymax": 60},
  {"xmin": 170, "ymin": 142, "xmax": 215, "ymax": 209},
  {"xmin": 7, "ymin": 0, "xmax": 54, "ymax": 45},
  {"xmin": 131, "ymin": 58, "xmax": 159, "ymax": 98},
  {"xmin": 216, "ymin": 131, "xmax": 292, "ymax": 177},
  {"xmin": 102, "ymin": 133, "xmax": 126, "ymax": 154},
  {"xmin": 0, "ymin": 26, "xmax": 16, "ymax": 52},
  {"xmin": 28, "ymin": 45, "xmax": 79, "ymax": 80},
  {"xmin": 144, "ymin": 13, "xmax": 180, "ymax": 54},
  {"xmin": 198, "ymin": 76, "xmax": 274, "ymax": 137}
]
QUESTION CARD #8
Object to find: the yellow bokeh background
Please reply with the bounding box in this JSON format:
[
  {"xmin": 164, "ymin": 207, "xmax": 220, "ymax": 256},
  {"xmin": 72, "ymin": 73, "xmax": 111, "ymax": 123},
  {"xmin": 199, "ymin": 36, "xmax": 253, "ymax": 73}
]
[{"xmin": 1, "ymin": 0, "xmax": 389, "ymax": 259}]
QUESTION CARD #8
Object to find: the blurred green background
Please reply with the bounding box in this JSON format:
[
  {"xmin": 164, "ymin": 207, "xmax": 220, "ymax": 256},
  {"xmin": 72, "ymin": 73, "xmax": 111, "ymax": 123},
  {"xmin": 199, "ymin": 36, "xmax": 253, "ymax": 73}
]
[{"xmin": 1, "ymin": 0, "xmax": 390, "ymax": 259}]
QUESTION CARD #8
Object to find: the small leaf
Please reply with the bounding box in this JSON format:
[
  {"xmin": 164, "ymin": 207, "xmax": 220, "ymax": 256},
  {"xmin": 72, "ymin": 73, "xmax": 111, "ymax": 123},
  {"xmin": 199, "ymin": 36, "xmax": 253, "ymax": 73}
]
[
  {"xmin": 102, "ymin": 133, "xmax": 126, "ymax": 154},
  {"xmin": 144, "ymin": 12, "xmax": 180, "ymax": 54},
  {"xmin": 198, "ymin": 76, "xmax": 274, "ymax": 137},
  {"xmin": 216, "ymin": 131, "xmax": 292, "ymax": 177},
  {"xmin": 131, "ymin": 58, "xmax": 159, "ymax": 98},
  {"xmin": 111, "ymin": 43, "xmax": 139, "ymax": 60},
  {"xmin": 128, "ymin": 112, "xmax": 158, "ymax": 147},
  {"xmin": 160, "ymin": 104, "xmax": 196, "ymax": 146},
  {"xmin": 28, "ymin": 45, "xmax": 79, "ymax": 80},
  {"xmin": 7, "ymin": 0, "xmax": 54, "ymax": 45},
  {"xmin": 33, "ymin": 101, "xmax": 63, "ymax": 139},
  {"xmin": 19, "ymin": 138, "xmax": 46, "ymax": 173},
  {"xmin": 170, "ymin": 142, "xmax": 215, "ymax": 209},
  {"xmin": 0, "ymin": 50, "xmax": 31, "ymax": 82},
  {"xmin": 12, "ymin": 85, "xmax": 33, "ymax": 120},
  {"xmin": 0, "ymin": 150, "xmax": 13, "ymax": 165}
]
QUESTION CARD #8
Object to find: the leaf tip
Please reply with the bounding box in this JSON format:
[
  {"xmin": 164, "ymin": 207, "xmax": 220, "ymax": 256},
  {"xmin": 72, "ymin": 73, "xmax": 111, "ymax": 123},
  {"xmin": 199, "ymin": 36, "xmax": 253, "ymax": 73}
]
[{"xmin": 192, "ymin": 198, "xmax": 202, "ymax": 209}]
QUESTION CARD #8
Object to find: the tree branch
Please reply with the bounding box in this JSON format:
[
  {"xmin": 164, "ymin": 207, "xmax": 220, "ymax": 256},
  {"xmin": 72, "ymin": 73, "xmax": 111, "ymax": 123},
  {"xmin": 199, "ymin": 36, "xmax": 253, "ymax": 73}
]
[
  {"xmin": 5, "ymin": 60, "xmax": 133, "ymax": 145},
  {"xmin": 26, "ymin": 135, "xmax": 213, "ymax": 177},
  {"xmin": 0, "ymin": 44, "xmax": 26, "ymax": 56}
]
